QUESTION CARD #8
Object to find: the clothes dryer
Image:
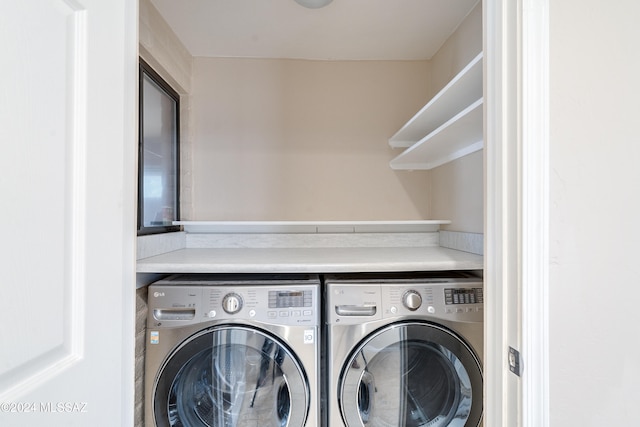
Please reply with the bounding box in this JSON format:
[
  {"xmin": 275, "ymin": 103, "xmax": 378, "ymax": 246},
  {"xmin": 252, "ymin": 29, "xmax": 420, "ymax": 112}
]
[
  {"xmin": 145, "ymin": 274, "xmax": 321, "ymax": 427},
  {"xmin": 325, "ymin": 272, "xmax": 483, "ymax": 427}
]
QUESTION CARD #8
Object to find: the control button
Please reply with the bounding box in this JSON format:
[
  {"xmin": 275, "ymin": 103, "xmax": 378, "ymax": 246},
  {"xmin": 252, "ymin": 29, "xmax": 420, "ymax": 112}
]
[
  {"xmin": 249, "ymin": 309, "xmax": 256, "ymax": 318},
  {"xmin": 208, "ymin": 310, "xmax": 217, "ymax": 318},
  {"xmin": 402, "ymin": 290, "xmax": 422, "ymax": 311},
  {"xmin": 390, "ymin": 306, "xmax": 398, "ymax": 314},
  {"xmin": 303, "ymin": 310, "xmax": 313, "ymax": 316},
  {"xmin": 444, "ymin": 289, "xmax": 453, "ymax": 304},
  {"xmin": 466, "ymin": 307, "xmax": 475, "ymax": 313},
  {"xmin": 279, "ymin": 311, "xmax": 289, "ymax": 317},
  {"xmin": 268, "ymin": 311, "xmax": 277, "ymax": 318},
  {"xmin": 427, "ymin": 306, "xmax": 436, "ymax": 314},
  {"xmin": 445, "ymin": 308, "xmax": 453, "ymax": 314},
  {"xmin": 222, "ymin": 293, "xmax": 243, "ymax": 315},
  {"xmin": 455, "ymin": 308, "xmax": 465, "ymax": 313},
  {"xmin": 293, "ymin": 310, "xmax": 301, "ymax": 317}
]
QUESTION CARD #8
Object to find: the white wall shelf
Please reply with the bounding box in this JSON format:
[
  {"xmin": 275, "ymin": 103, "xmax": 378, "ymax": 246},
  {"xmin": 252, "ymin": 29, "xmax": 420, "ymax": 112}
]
[
  {"xmin": 390, "ymin": 98, "xmax": 483, "ymax": 170},
  {"xmin": 389, "ymin": 52, "xmax": 483, "ymax": 170},
  {"xmin": 173, "ymin": 220, "xmax": 450, "ymax": 234}
]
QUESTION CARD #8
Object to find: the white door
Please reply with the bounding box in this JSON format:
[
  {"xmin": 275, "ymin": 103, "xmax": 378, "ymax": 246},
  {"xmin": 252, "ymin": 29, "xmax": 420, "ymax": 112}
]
[{"xmin": 0, "ymin": 1, "xmax": 137, "ymax": 426}]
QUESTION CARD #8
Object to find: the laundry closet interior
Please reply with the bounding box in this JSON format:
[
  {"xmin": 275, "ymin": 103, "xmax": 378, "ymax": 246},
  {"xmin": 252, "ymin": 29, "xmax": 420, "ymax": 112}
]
[{"xmin": 136, "ymin": 0, "xmax": 485, "ymax": 426}]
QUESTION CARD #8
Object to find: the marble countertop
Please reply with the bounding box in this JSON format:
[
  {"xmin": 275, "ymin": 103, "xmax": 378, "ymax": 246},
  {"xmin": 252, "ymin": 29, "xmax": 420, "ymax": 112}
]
[{"xmin": 136, "ymin": 246, "xmax": 483, "ymax": 274}]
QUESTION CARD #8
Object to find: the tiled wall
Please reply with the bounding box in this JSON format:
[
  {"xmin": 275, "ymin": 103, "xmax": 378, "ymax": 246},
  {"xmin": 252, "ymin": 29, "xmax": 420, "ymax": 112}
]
[{"xmin": 439, "ymin": 230, "xmax": 484, "ymax": 255}]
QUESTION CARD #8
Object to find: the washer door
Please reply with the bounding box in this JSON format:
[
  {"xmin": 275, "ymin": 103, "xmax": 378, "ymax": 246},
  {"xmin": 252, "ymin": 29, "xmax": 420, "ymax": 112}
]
[
  {"xmin": 339, "ymin": 321, "xmax": 482, "ymax": 427},
  {"xmin": 153, "ymin": 325, "xmax": 310, "ymax": 427}
]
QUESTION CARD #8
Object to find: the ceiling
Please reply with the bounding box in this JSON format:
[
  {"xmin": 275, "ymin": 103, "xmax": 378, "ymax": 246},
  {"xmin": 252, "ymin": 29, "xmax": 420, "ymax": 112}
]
[{"xmin": 150, "ymin": 0, "xmax": 480, "ymax": 61}]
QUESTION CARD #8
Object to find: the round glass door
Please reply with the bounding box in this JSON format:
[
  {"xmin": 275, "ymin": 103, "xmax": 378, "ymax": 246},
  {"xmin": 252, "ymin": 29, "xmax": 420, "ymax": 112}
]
[
  {"xmin": 153, "ymin": 325, "xmax": 309, "ymax": 427},
  {"xmin": 339, "ymin": 321, "xmax": 482, "ymax": 427}
]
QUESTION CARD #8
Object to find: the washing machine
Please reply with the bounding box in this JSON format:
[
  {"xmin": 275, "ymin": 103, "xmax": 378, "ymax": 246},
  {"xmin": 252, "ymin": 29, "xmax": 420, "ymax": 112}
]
[
  {"xmin": 145, "ymin": 274, "xmax": 321, "ymax": 427},
  {"xmin": 325, "ymin": 272, "xmax": 483, "ymax": 427}
]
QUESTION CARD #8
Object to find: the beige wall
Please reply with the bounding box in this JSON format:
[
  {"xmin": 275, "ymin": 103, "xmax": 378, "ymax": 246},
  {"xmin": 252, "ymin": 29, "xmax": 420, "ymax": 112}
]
[
  {"xmin": 430, "ymin": 150, "xmax": 483, "ymax": 232},
  {"xmin": 548, "ymin": 0, "xmax": 640, "ymax": 424},
  {"xmin": 189, "ymin": 58, "xmax": 431, "ymax": 220},
  {"xmin": 429, "ymin": 1, "xmax": 483, "ymax": 232},
  {"xmin": 429, "ymin": 2, "xmax": 483, "ymax": 97},
  {"xmin": 141, "ymin": 0, "xmax": 483, "ymax": 226}
]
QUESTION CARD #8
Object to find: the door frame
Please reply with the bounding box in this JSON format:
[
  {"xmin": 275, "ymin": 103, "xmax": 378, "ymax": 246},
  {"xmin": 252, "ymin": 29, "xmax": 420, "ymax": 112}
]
[{"xmin": 484, "ymin": 0, "xmax": 550, "ymax": 426}]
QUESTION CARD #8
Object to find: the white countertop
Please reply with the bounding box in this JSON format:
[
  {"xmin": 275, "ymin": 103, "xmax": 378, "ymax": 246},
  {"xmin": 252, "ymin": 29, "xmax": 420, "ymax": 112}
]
[
  {"xmin": 136, "ymin": 222, "xmax": 483, "ymax": 276},
  {"xmin": 136, "ymin": 246, "xmax": 483, "ymax": 273}
]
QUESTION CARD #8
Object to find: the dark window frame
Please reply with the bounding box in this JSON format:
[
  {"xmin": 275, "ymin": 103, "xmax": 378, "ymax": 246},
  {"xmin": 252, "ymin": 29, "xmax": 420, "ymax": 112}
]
[{"xmin": 138, "ymin": 59, "xmax": 181, "ymax": 235}]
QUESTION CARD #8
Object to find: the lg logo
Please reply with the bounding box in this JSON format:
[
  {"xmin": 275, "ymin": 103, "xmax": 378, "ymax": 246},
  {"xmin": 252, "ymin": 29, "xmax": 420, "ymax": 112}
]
[{"xmin": 154, "ymin": 292, "xmax": 165, "ymax": 298}]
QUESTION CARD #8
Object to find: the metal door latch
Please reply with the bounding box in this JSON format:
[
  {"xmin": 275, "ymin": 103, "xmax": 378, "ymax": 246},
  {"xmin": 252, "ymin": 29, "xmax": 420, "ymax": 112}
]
[{"xmin": 508, "ymin": 346, "xmax": 521, "ymax": 376}]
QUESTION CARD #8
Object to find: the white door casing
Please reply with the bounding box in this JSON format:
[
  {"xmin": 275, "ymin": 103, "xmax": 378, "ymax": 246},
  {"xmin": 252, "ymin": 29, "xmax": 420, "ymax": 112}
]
[
  {"xmin": 484, "ymin": 0, "xmax": 550, "ymax": 426},
  {"xmin": 483, "ymin": 0, "xmax": 521, "ymax": 423},
  {"xmin": 520, "ymin": 1, "xmax": 550, "ymax": 426},
  {"xmin": 0, "ymin": 1, "xmax": 137, "ymax": 426}
]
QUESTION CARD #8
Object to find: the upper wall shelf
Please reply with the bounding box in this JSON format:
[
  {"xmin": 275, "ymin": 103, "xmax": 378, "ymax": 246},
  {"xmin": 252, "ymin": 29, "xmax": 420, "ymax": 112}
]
[
  {"xmin": 174, "ymin": 220, "xmax": 451, "ymax": 234},
  {"xmin": 389, "ymin": 52, "xmax": 483, "ymax": 170}
]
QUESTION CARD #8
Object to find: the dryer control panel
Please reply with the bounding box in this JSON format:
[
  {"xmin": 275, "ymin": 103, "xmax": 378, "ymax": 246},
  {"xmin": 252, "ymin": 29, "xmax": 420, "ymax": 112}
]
[
  {"xmin": 381, "ymin": 282, "xmax": 483, "ymax": 322},
  {"xmin": 327, "ymin": 277, "xmax": 483, "ymax": 324},
  {"xmin": 444, "ymin": 287, "xmax": 484, "ymax": 305}
]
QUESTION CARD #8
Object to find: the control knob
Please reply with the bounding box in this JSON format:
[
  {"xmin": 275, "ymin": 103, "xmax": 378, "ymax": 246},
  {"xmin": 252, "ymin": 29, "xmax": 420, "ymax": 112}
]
[
  {"xmin": 403, "ymin": 290, "xmax": 422, "ymax": 311},
  {"xmin": 222, "ymin": 293, "xmax": 243, "ymax": 314}
]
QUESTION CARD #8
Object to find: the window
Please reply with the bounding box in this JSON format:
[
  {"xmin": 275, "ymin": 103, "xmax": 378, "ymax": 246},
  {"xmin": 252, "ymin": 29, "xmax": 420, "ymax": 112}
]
[{"xmin": 138, "ymin": 59, "xmax": 180, "ymax": 235}]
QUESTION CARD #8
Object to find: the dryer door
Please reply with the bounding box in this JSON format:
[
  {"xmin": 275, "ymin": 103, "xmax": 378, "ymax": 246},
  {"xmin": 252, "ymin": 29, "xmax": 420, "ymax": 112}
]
[
  {"xmin": 339, "ymin": 321, "xmax": 482, "ymax": 427},
  {"xmin": 153, "ymin": 325, "xmax": 309, "ymax": 427}
]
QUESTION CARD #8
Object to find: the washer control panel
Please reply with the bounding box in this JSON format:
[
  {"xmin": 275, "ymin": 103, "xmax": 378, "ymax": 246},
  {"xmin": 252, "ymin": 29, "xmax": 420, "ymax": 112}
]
[
  {"xmin": 269, "ymin": 290, "xmax": 313, "ymax": 308},
  {"xmin": 148, "ymin": 279, "xmax": 319, "ymax": 327}
]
